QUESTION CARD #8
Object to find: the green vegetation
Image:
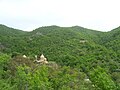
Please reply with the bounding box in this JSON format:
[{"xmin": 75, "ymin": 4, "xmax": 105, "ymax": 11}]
[{"xmin": 0, "ymin": 24, "xmax": 120, "ymax": 89}]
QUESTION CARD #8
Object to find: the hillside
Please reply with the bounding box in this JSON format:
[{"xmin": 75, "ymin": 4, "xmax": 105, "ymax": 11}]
[
  {"xmin": 0, "ymin": 25, "xmax": 119, "ymax": 67},
  {"xmin": 102, "ymin": 26, "xmax": 120, "ymax": 55},
  {"xmin": 0, "ymin": 24, "xmax": 120, "ymax": 89},
  {"xmin": 0, "ymin": 24, "xmax": 27, "ymax": 36}
]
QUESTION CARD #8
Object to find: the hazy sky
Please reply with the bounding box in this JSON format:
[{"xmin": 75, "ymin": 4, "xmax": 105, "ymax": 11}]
[{"xmin": 0, "ymin": 0, "xmax": 120, "ymax": 31}]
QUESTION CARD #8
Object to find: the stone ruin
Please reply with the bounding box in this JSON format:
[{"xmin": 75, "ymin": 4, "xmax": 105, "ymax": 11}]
[
  {"xmin": 34, "ymin": 54, "xmax": 48, "ymax": 64},
  {"xmin": 33, "ymin": 54, "xmax": 58, "ymax": 69},
  {"xmin": 80, "ymin": 39, "xmax": 87, "ymax": 43}
]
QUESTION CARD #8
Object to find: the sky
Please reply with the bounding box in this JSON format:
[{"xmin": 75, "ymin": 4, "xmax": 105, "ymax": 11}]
[{"xmin": 0, "ymin": 0, "xmax": 120, "ymax": 31}]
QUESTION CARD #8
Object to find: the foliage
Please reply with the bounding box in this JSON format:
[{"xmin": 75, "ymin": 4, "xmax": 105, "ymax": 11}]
[
  {"xmin": 90, "ymin": 66, "xmax": 116, "ymax": 90},
  {"xmin": 0, "ymin": 24, "xmax": 120, "ymax": 89}
]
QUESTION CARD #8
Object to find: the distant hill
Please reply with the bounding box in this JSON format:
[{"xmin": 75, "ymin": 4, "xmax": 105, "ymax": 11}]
[
  {"xmin": 0, "ymin": 24, "xmax": 119, "ymax": 69},
  {"xmin": 101, "ymin": 26, "xmax": 120, "ymax": 55},
  {"xmin": 0, "ymin": 24, "xmax": 26, "ymax": 36},
  {"xmin": 0, "ymin": 24, "xmax": 120, "ymax": 90}
]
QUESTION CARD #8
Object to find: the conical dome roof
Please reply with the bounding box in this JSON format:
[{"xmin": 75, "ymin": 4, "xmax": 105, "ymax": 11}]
[{"xmin": 40, "ymin": 54, "xmax": 45, "ymax": 59}]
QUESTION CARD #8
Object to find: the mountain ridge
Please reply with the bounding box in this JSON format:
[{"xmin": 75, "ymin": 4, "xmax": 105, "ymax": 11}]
[
  {"xmin": 0, "ymin": 24, "xmax": 120, "ymax": 89},
  {"xmin": 0, "ymin": 24, "xmax": 119, "ymax": 59}
]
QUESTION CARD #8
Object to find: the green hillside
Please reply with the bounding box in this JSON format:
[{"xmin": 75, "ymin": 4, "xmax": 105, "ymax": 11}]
[
  {"xmin": 0, "ymin": 25, "xmax": 120, "ymax": 90},
  {"xmin": 0, "ymin": 24, "xmax": 26, "ymax": 36},
  {"xmin": 102, "ymin": 27, "xmax": 120, "ymax": 55}
]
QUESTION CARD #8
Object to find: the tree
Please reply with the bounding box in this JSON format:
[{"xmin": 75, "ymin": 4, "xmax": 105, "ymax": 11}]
[{"xmin": 90, "ymin": 66, "xmax": 116, "ymax": 90}]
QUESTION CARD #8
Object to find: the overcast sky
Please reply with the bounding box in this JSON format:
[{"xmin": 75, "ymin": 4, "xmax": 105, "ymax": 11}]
[{"xmin": 0, "ymin": 0, "xmax": 120, "ymax": 31}]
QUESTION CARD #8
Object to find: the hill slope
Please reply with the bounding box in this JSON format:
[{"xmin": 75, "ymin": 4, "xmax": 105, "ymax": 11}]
[
  {"xmin": 0, "ymin": 24, "xmax": 120, "ymax": 89},
  {"xmin": 0, "ymin": 25, "xmax": 119, "ymax": 69}
]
